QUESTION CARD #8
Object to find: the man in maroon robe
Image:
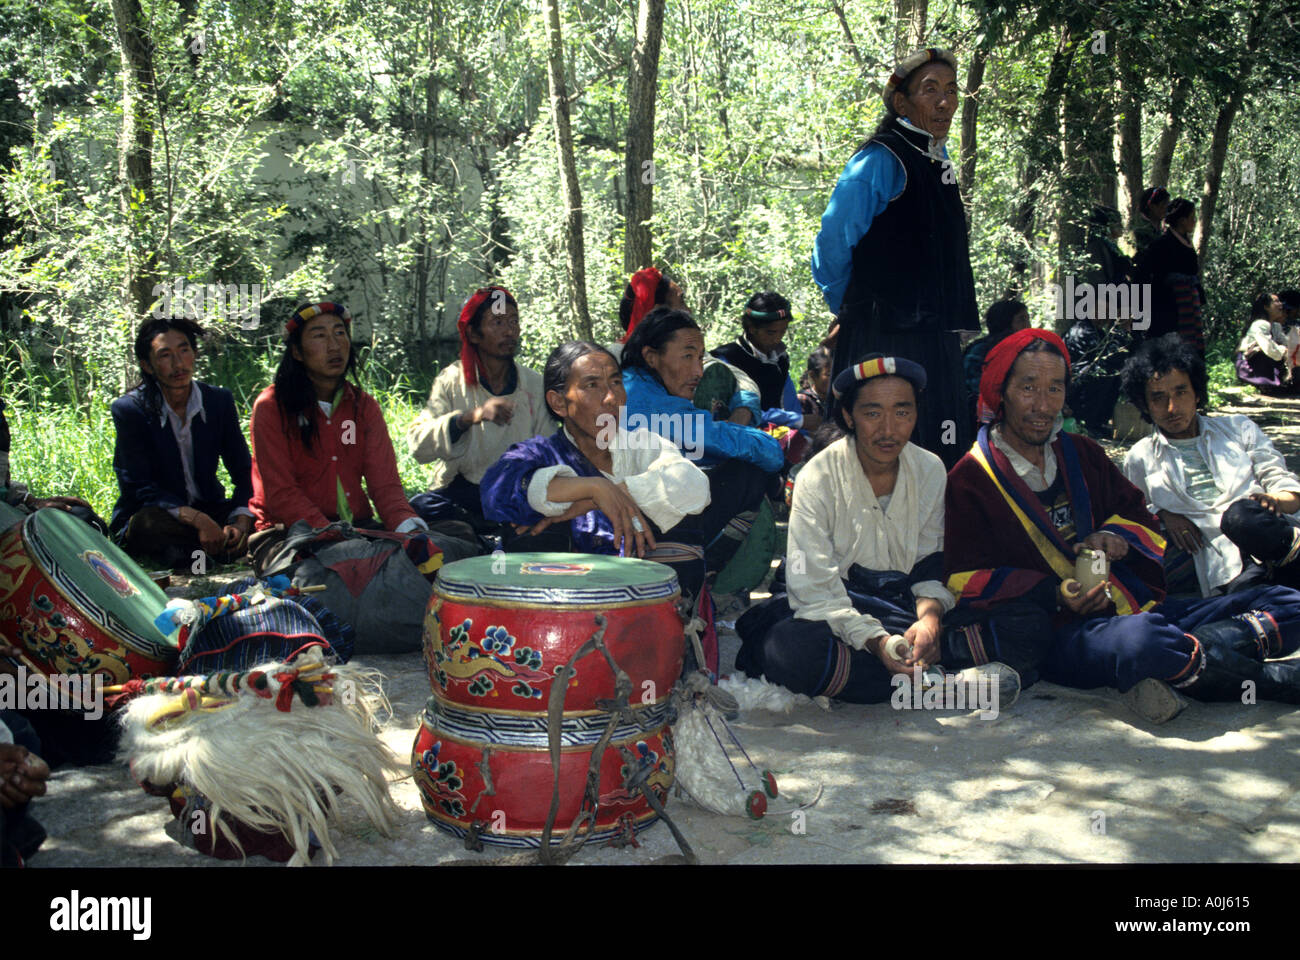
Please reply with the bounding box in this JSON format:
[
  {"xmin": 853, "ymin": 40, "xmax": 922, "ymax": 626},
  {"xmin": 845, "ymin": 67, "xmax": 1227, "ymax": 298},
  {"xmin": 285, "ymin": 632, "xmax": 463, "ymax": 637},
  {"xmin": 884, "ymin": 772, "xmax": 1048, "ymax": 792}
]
[{"xmin": 944, "ymin": 328, "xmax": 1300, "ymax": 723}]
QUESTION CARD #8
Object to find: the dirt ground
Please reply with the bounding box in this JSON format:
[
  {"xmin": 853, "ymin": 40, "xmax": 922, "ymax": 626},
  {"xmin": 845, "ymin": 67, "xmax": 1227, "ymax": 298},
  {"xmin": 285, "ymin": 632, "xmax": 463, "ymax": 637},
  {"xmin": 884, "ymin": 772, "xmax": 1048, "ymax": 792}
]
[{"xmin": 24, "ymin": 386, "xmax": 1300, "ymax": 866}]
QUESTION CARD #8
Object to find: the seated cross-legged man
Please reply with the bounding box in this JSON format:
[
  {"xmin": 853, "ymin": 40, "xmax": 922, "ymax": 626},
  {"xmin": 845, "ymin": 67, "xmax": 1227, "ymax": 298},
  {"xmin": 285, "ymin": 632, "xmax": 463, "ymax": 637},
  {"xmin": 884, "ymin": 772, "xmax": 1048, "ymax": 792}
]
[
  {"xmin": 480, "ymin": 341, "xmax": 713, "ymax": 597},
  {"xmin": 735, "ymin": 354, "xmax": 1027, "ymax": 705},
  {"xmin": 406, "ymin": 286, "xmax": 553, "ymax": 532},
  {"xmin": 1122, "ymin": 333, "xmax": 1300, "ymax": 597},
  {"xmin": 945, "ymin": 328, "xmax": 1300, "ymax": 724},
  {"xmin": 109, "ymin": 317, "xmax": 254, "ymax": 568}
]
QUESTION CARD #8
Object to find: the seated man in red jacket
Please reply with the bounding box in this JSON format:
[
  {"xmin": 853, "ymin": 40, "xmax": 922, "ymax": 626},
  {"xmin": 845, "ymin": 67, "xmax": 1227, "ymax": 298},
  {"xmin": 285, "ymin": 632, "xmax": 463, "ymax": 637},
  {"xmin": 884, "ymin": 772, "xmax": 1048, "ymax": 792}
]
[
  {"xmin": 249, "ymin": 302, "xmax": 425, "ymax": 534},
  {"xmin": 945, "ymin": 328, "xmax": 1300, "ymax": 723}
]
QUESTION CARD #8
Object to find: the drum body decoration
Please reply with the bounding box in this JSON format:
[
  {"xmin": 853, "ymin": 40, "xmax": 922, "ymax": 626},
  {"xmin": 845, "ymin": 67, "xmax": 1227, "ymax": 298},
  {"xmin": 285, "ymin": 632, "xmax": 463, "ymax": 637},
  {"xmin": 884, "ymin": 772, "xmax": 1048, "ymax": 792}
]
[
  {"xmin": 0, "ymin": 507, "xmax": 178, "ymax": 683},
  {"xmin": 413, "ymin": 552, "xmax": 684, "ymax": 848}
]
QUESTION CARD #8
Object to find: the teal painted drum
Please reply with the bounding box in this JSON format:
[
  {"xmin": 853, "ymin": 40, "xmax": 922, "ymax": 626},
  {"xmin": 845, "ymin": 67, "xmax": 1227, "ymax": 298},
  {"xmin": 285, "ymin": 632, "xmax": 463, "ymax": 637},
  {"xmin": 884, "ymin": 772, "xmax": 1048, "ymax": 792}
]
[{"xmin": 0, "ymin": 506, "xmax": 178, "ymax": 683}]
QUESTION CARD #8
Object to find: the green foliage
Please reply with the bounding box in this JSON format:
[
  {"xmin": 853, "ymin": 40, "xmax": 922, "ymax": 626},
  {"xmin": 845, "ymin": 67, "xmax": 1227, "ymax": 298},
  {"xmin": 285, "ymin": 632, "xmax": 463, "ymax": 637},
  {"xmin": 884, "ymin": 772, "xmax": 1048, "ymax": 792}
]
[{"xmin": 0, "ymin": 0, "xmax": 1297, "ymax": 503}]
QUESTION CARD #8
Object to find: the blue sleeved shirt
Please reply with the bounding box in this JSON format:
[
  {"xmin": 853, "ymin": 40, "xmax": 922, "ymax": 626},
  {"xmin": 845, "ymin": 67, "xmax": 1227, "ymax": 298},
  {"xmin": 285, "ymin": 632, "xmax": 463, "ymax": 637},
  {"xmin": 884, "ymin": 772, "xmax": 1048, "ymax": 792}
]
[
  {"xmin": 810, "ymin": 143, "xmax": 907, "ymax": 315},
  {"xmin": 762, "ymin": 377, "xmax": 805, "ymax": 429},
  {"xmin": 623, "ymin": 368, "xmax": 784, "ymax": 474}
]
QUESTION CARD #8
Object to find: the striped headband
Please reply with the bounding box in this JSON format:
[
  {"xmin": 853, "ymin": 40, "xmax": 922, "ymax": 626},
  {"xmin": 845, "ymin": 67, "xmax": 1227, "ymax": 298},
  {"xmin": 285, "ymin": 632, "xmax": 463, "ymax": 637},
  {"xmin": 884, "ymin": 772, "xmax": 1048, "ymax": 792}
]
[
  {"xmin": 287, "ymin": 301, "xmax": 351, "ymax": 338},
  {"xmin": 882, "ymin": 47, "xmax": 958, "ymax": 109},
  {"xmin": 831, "ymin": 354, "xmax": 927, "ymax": 399},
  {"xmin": 744, "ymin": 307, "xmax": 790, "ymax": 322}
]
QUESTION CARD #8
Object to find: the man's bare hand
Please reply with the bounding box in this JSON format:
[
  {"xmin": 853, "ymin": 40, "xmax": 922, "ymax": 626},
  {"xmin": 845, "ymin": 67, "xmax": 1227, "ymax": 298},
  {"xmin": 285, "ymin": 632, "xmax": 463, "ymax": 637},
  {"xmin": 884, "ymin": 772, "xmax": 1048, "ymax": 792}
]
[{"xmin": 1156, "ymin": 510, "xmax": 1202, "ymax": 554}]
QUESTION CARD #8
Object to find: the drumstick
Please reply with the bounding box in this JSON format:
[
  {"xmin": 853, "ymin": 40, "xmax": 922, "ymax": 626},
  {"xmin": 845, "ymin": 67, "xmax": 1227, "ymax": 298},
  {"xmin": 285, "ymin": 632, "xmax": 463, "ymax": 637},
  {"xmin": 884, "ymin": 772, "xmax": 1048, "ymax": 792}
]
[{"xmin": 292, "ymin": 584, "xmax": 328, "ymax": 593}]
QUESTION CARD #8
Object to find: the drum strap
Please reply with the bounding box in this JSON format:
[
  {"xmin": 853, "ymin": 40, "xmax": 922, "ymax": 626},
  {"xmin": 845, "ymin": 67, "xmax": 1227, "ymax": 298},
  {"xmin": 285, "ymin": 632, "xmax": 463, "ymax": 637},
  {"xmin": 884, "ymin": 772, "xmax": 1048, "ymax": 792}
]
[{"xmin": 449, "ymin": 614, "xmax": 697, "ymax": 866}]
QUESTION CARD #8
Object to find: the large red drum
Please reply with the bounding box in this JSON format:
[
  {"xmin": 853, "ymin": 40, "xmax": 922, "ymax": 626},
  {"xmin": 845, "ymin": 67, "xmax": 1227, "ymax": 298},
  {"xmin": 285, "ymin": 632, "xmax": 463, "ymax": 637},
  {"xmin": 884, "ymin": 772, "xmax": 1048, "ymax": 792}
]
[
  {"xmin": 413, "ymin": 552, "xmax": 683, "ymax": 848},
  {"xmin": 0, "ymin": 507, "xmax": 178, "ymax": 683}
]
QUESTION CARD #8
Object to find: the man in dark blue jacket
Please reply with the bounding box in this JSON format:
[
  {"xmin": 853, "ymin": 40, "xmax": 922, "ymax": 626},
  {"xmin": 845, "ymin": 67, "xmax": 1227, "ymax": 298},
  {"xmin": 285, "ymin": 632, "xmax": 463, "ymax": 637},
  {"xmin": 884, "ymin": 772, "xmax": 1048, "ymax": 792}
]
[{"xmin": 110, "ymin": 316, "xmax": 254, "ymax": 568}]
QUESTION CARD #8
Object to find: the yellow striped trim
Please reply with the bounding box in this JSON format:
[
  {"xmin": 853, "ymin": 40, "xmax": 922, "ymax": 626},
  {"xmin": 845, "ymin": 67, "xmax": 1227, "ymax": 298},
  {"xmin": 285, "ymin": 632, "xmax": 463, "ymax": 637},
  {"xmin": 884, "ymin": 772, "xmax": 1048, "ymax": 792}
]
[
  {"xmin": 854, "ymin": 357, "xmax": 893, "ymax": 381},
  {"xmin": 970, "ymin": 443, "xmax": 1074, "ymax": 581}
]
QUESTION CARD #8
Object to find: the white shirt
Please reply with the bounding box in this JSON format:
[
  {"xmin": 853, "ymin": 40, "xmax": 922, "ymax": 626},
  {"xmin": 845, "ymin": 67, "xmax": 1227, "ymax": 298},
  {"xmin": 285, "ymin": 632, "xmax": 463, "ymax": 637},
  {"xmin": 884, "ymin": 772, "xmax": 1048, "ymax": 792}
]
[
  {"xmin": 1123, "ymin": 413, "xmax": 1300, "ymax": 594},
  {"xmin": 786, "ymin": 437, "xmax": 953, "ymax": 650},
  {"xmin": 525, "ymin": 427, "xmax": 710, "ymax": 532},
  {"xmin": 406, "ymin": 361, "xmax": 553, "ymax": 488},
  {"xmin": 990, "ymin": 421, "xmax": 1062, "ymax": 493},
  {"xmin": 1238, "ymin": 319, "xmax": 1288, "ymax": 361},
  {"xmin": 158, "ymin": 386, "xmax": 253, "ymax": 522}
]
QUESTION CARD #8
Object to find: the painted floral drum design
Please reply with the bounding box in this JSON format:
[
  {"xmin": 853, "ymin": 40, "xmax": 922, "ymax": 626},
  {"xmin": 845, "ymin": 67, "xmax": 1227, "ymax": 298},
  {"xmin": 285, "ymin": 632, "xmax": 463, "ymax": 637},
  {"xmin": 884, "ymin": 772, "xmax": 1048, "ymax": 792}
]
[
  {"xmin": 0, "ymin": 508, "xmax": 178, "ymax": 684},
  {"xmin": 414, "ymin": 552, "xmax": 684, "ymax": 847}
]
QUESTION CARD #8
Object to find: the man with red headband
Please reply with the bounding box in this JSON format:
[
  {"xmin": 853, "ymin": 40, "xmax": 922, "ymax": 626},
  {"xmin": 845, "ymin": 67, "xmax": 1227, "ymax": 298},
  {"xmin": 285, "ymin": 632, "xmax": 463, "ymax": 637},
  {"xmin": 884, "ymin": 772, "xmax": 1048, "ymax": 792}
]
[
  {"xmin": 406, "ymin": 286, "xmax": 553, "ymax": 529},
  {"xmin": 944, "ymin": 328, "xmax": 1300, "ymax": 722}
]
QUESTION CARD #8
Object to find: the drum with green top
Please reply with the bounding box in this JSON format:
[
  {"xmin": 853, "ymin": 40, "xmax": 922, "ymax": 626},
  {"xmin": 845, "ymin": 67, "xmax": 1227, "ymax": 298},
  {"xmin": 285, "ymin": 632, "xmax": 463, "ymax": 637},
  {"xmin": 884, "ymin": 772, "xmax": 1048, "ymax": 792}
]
[
  {"xmin": 413, "ymin": 552, "xmax": 683, "ymax": 846},
  {"xmin": 0, "ymin": 506, "xmax": 178, "ymax": 683}
]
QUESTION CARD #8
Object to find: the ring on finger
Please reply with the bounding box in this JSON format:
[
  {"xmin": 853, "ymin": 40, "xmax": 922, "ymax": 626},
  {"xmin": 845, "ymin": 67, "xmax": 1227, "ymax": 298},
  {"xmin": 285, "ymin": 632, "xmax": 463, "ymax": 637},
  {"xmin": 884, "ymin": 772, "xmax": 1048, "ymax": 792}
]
[{"xmin": 630, "ymin": 516, "xmax": 645, "ymax": 534}]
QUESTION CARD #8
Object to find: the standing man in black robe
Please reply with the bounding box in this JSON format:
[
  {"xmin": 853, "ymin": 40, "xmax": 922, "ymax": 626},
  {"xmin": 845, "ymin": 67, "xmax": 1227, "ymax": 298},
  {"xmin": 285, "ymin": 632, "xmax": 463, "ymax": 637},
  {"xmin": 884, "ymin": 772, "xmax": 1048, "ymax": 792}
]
[{"xmin": 811, "ymin": 47, "xmax": 977, "ymax": 469}]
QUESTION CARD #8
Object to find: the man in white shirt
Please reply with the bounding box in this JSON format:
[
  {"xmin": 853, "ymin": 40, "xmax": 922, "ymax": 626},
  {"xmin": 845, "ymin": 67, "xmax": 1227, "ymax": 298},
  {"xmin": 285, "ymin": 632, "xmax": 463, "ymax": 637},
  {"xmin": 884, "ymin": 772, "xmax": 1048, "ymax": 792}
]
[
  {"xmin": 735, "ymin": 354, "xmax": 1027, "ymax": 704},
  {"xmin": 406, "ymin": 286, "xmax": 554, "ymax": 529},
  {"xmin": 1122, "ymin": 333, "xmax": 1300, "ymax": 597}
]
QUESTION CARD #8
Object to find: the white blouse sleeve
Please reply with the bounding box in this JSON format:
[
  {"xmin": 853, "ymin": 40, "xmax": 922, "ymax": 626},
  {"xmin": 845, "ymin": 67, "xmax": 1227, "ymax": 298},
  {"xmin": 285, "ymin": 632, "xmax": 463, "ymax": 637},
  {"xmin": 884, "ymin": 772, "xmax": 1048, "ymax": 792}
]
[
  {"xmin": 786, "ymin": 469, "xmax": 888, "ymax": 650},
  {"xmin": 619, "ymin": 430, "xmax": 711, "ymax": 531}
]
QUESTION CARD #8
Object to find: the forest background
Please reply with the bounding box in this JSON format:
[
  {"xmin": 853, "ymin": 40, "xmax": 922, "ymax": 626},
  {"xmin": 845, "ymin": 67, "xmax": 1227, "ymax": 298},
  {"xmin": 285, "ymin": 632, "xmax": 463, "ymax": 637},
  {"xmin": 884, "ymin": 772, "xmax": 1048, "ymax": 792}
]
[{"xmin": 0, "ymin": 0, "xmax": 1297, "ymax": 515}]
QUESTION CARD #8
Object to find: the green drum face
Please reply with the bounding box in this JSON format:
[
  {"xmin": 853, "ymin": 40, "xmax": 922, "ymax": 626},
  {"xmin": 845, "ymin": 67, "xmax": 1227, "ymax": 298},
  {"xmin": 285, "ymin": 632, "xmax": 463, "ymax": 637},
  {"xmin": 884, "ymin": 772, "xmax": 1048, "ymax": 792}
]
[{"xmin": 0, "ymin": 507, "xmax": 177, "ymax": 682}]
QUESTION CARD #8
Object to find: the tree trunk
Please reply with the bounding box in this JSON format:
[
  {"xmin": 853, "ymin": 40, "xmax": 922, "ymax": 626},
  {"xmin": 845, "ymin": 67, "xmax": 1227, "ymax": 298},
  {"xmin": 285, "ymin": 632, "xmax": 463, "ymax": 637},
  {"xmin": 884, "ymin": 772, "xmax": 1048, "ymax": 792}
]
[
  {"xmin": 1197, "ymin": 7, "xmax": 1265, "ymax": 264},
  {"xmin": 110, "ymin": 0, "xmax": 159, "ymax": 331},
  {"xmin": 1150, "ymin": 74, "xmax": 1191, "ymax": 188},
  {"xmin": 959, "ymin": 44, "xmax": 988, "ymax": 205},
  {"xmin": 830, "ymin": 2, "xmax": 866, "ymax": 73},
  {"xmin": 1114, "ymin": 40, "xmax": 1143, "ymax": 242},
  {"xmin": 1010, "ymin": 25, "xmax": 1078, "ymax": 291},
  {"xmin": 894, "ymin": 0, "xmax": 927, "ymax": 56},
  {"xmin": 542, "ymin": 0, "xmax": 592, "ymax": 339},
  {"xmin": 623, "ymin": 0, "xmax": 665, "ymax": 275}
]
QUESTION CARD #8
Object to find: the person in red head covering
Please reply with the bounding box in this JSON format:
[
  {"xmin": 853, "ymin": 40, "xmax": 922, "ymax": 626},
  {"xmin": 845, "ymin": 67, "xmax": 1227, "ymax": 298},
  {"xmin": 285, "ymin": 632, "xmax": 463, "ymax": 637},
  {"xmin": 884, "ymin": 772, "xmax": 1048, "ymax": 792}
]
[
  {"xmin": 406, "ymin": 286, "xmax": 553, "ymax": 530},
  {"xmin": 944, "ymin": 328, "xmax": 1300, "ymax": 722}
]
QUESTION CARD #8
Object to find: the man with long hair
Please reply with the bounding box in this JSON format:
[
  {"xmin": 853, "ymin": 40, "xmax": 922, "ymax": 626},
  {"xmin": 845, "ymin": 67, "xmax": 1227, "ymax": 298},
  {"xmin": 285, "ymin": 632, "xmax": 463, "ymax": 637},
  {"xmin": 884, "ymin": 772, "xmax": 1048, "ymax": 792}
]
[
  {"xmin": 248, "ymin": 302, "xmax": 424, "ymax": 534},
  {"xmin": 109, "ymin": 316, "xmax": 253, "ymax": 567}
]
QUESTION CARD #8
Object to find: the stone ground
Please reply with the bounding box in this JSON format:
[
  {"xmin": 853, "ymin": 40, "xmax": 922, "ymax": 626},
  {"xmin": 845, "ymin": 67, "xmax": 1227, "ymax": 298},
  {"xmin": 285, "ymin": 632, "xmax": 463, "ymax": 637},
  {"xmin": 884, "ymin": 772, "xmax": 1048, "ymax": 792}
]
[{"xmin": 25, "ymin": 385, "xmax": 1300, "ymax": 866}]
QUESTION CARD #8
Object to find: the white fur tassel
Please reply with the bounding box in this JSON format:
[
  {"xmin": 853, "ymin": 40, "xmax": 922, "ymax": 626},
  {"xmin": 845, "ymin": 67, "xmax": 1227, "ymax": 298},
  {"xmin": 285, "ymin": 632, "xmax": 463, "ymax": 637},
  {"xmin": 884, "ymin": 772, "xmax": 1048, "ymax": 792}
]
[
  {"xmin": 672, "ymin": 699, "xmax": 757, "ymax": 817},
  {"xmin": 119, "ymin": 649, "xmax": 402, "ymax": 866}
]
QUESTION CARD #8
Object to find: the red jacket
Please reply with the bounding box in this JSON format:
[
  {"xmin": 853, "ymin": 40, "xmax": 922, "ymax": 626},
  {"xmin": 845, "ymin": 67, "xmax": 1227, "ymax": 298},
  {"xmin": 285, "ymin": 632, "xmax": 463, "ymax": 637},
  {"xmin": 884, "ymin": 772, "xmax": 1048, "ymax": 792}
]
[{"xmin": 249, "ymin": 383, "xmax": 418, "ymax": 532}]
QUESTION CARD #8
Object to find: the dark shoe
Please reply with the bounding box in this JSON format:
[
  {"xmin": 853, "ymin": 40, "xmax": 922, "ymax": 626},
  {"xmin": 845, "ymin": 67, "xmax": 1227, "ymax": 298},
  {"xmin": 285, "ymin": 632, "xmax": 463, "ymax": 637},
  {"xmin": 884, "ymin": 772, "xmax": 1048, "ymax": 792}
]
[{"xmin": 1183, "ymin": 625, "xmax": 1300, "ymax": 705}]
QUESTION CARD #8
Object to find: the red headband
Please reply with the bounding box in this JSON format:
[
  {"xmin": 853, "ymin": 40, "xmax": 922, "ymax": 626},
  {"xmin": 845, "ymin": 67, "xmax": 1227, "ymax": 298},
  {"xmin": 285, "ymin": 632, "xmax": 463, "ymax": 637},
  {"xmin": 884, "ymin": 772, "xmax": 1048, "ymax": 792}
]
[
  {"xmin": 621, "ymin": 267, "xmax": 663, "ymax": 343},
  {"xmin": 979, "ymin": 328, "xmax": 1071, "ymax": 422},
  {"xmin": 457, "ymin": 286, "xmax": 513, "ymax": 386}
]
